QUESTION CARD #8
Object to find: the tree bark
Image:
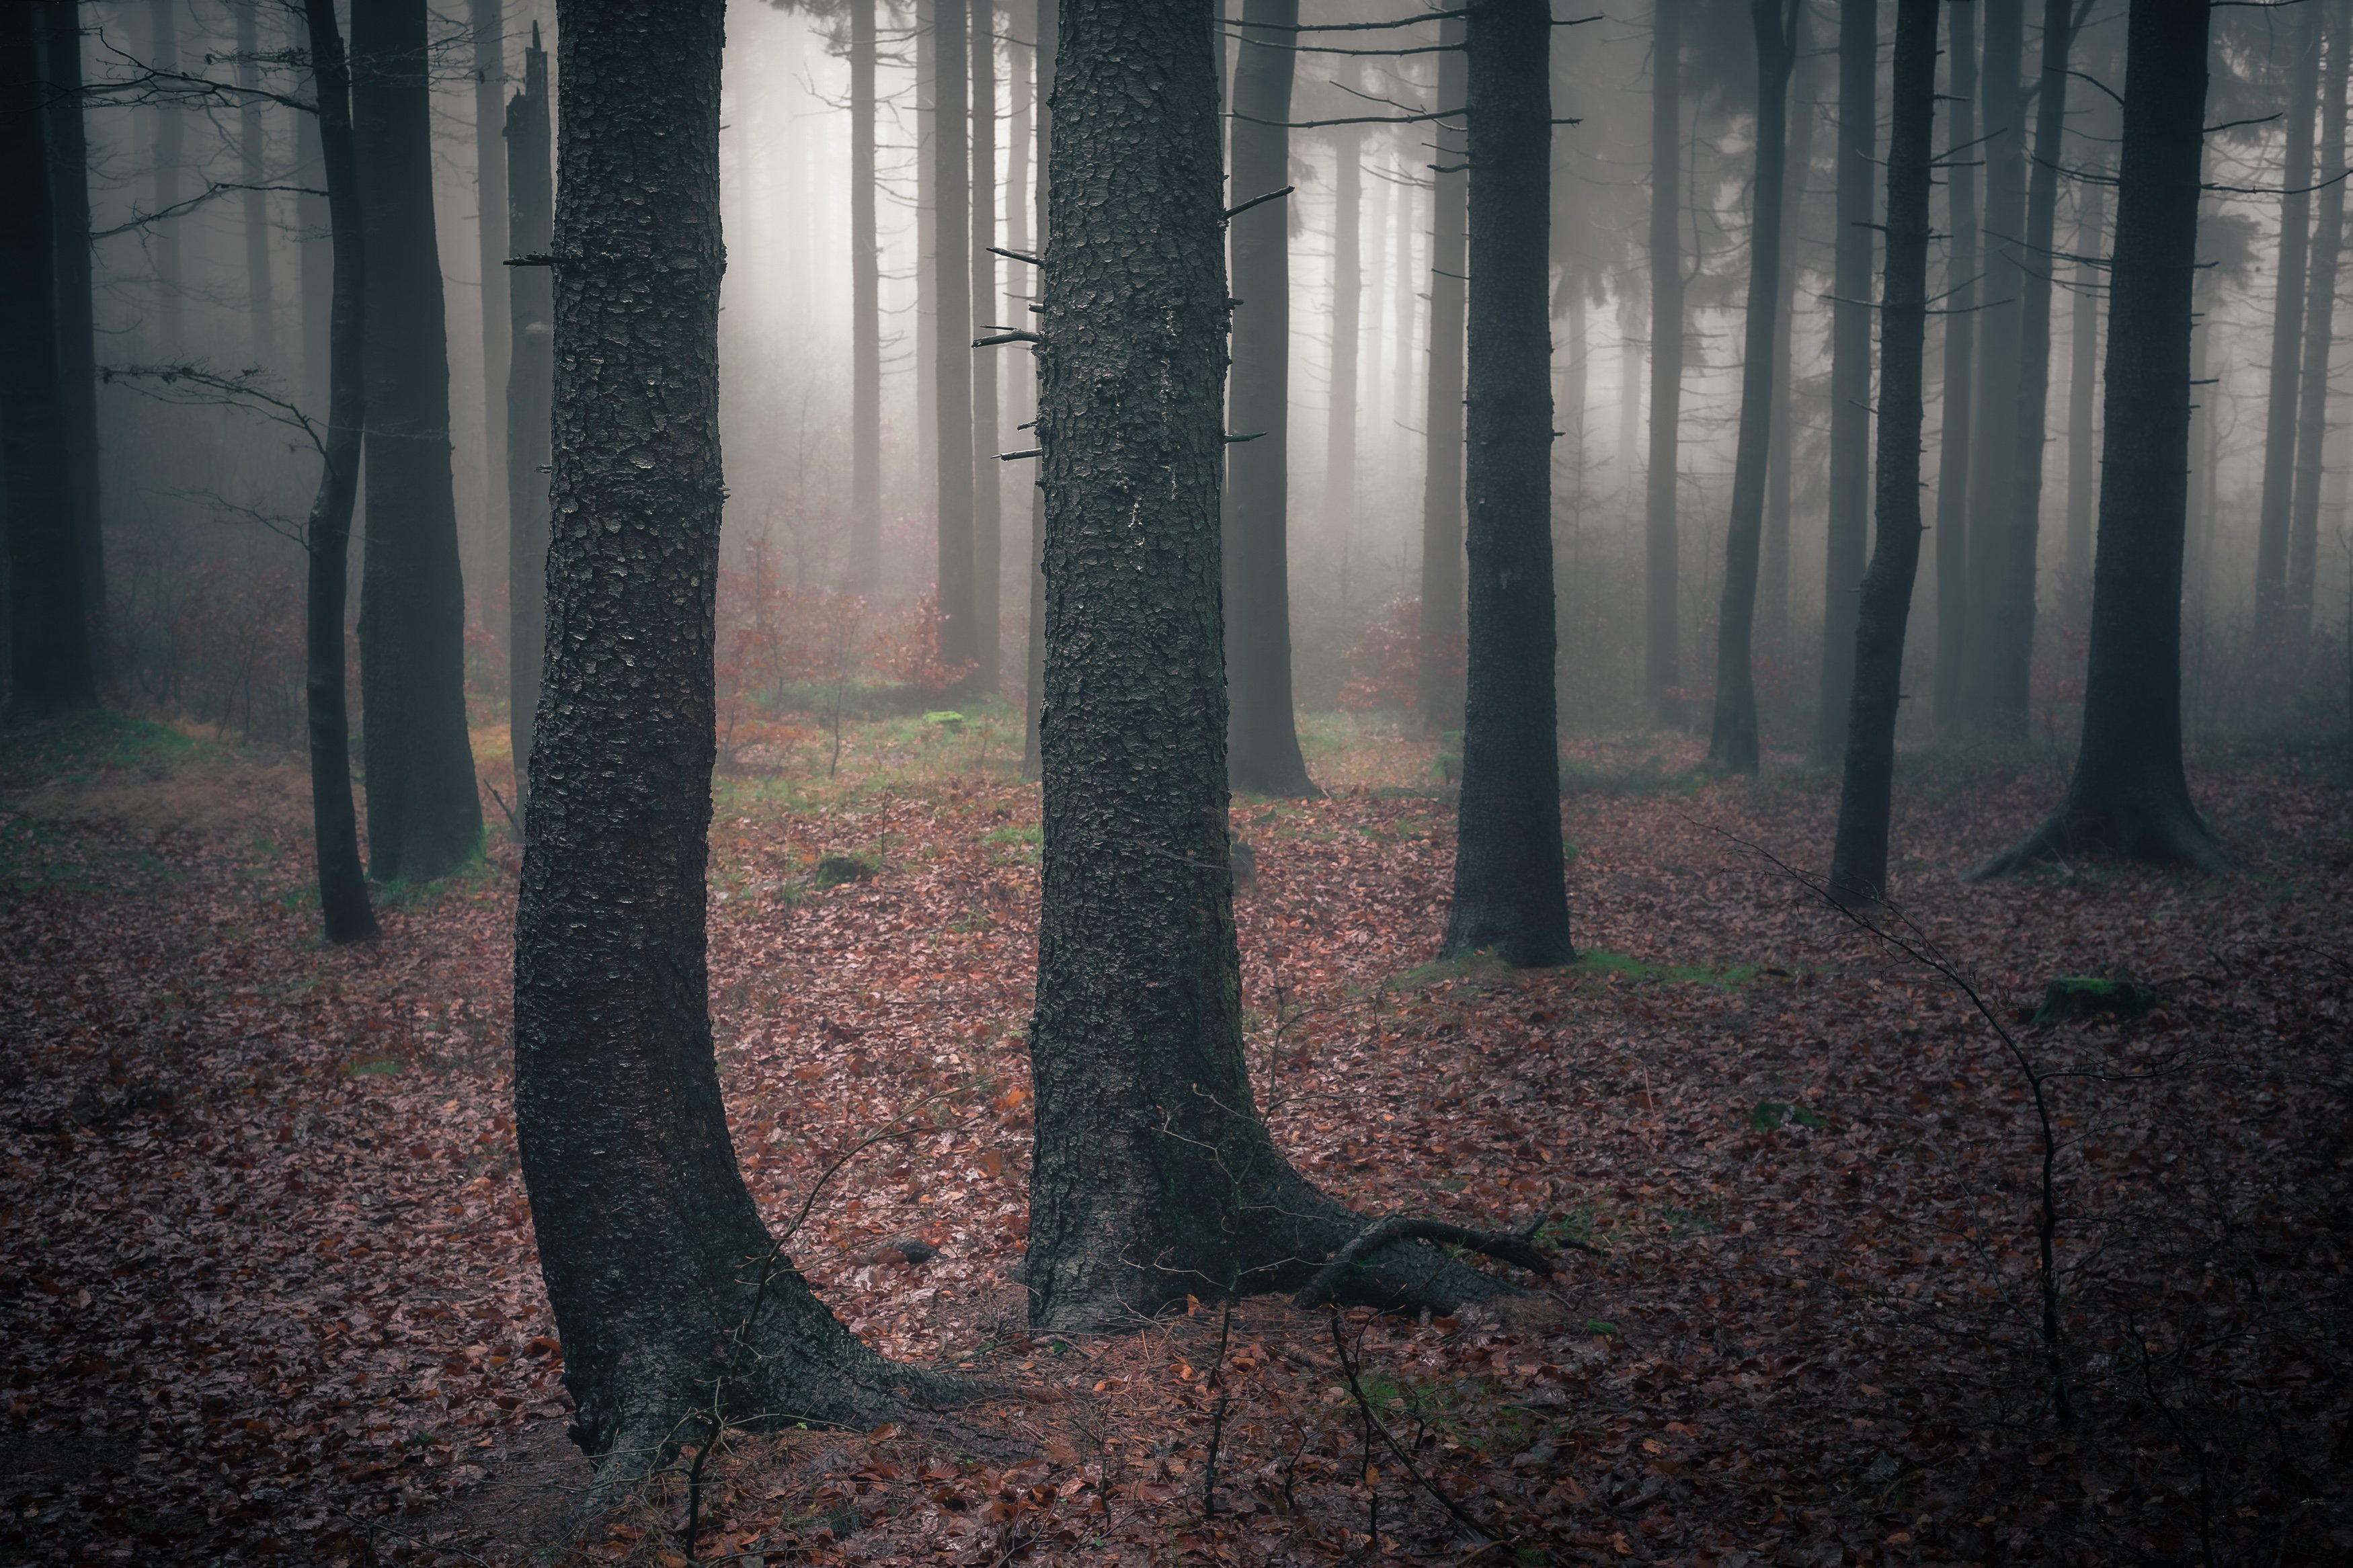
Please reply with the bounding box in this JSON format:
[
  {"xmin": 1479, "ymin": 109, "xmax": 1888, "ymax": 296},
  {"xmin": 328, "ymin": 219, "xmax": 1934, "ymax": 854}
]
[
  {"xmin": 298, "ymin": 90, "xmax": 332, "ymax": 414},
  {"xmin": 850, "ymin": 0, "xmax": 882, "ymax": 597},
  {"xmin": 1644, "ymin": 0, "xmax": 1685, "ymax": 721},
  {"xmin": 236, "ymin": 1, "xmax": 278, "ymax": 368},
  {"xmin": 2065, "ymin": 167, "xmax": 2106, "ymax": 588},
  {"xmin": 1931, "ymin": 0, "xmax": 1977, "ymax": 733},
  {"xmin": 971, "ymin": 2, "xmax": 1000, "ymax": 690},
  {"xmin": 1976, "ymin": 0, "xmax": 2226, "ymax": 877},
  {"xmin": 507, "ymin": 28, "xmax": 553, "ymax": 815},
  {"xmin": 1828, "ymin": 0, "xmax": 1936, "ymax": 906},
  {"xmin": 2256, "ymin": 0, "xmax": 2323, "ymax": 643},
  {"xmin": 935, "ymin": 0, "xmax": 977, "ymax": 671},
  {"xmin": 1323, "ymin": 124, "xmax": 1363, "ymax": 540},
  {"xmin": 1707, "ymin": 0, "xmax": 1799, "ymax": 776},
  {"xmin": 147, "ymin": 0, "xmax": 183, "ymax": 354},
  {"xmin": 1023, "ymin": 0, "xmax": 1054, "ymax": 776},
  {"xmin": 2288, "ymin": 0, "xmax": 2350, "ymax": 641},
  {"xmin": 472, "ymin": 0, "xmax": 511, "ymax": 634},
  {"xmin": 1761, "ymin": 1, "xmax": 1819, "ymax": 655},
  {"xmin": 37, "ymin": 3, "xmax": 106, "ymax": 686},
  {"xmin": 2, "ymin": 1, "xmax": 97, "ymax": 722},
  {"xmin": 1817, "ymin": 0, "xmax": 1876, "ymax": 764},
  {"xmin": 298, "ymin": 0, "xmax": 378, "ymax": 944},
  {"xmin": 1225, "ymin": 0, "xmax": 1314, "ymax": 794},
  {"xmin": 1962, "ymin": 0, "xmax": 2024, "ymax": 729},
  {"xmin": 353, "ymin": 0, "xmax": 484, "ymax": 884},
  {"xmin": 516, "ymin": 0, "xmax": 937, "ymax": 1484},
  {"xmin": 1027, "ymin": 0, "xmax": 1508, "ymax": 1329},
  {"xmin": 1446, "ymin": 0, "xmax": 1571, "ymax": 964},
  {"xmin": 1418, "ymin": 15, "xmax": 1470, "ymax": 737}
]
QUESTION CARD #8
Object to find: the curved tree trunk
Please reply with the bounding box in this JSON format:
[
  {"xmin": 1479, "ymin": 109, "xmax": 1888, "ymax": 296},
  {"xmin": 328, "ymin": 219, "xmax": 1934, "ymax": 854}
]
[
  {"xmin": 1827, "ymin": 0, "xmax": 1936, "ymax": 906},
  {"xmin": 506, "ymin": 29, "xmax": 553, "ymax": 815},
  {"xmin": 515, "ymin": 0, "xmax": 934, "ymax": 1483},
  {"xmin": 1931, "ymin": 0, "xmax": 1978, "ymax": 734},
  {"xmin": 36, "ymin": 3, "xmax": 106, "ymax": 686},
  {"xmin": 1447, "ymin": 0, "xmax": 1571, "ymax": 964},
  {"xmin": 1816, "ymin": 0, "xmax": 1875, "ymax": 764},
  {"xmin": 1962, "ymin": 0, "xmax": 2024, "ymax": 731},
  {"xmin": 1418, "ymin": 16, "xmax": 1470, "ymax": 736},
  {"xmin": 1707, "ymin": 0, "xmax": 1798, "ymax": 776},
  {"xmin": 298, "ymin": 0, "xmax": 378, "ymax": 945},
  {"xmin": 2288, "ymin": 0, "xmax": 2350, "ymax": 641},
  {"xmin": 2256, "ymin": 0, "xmax": 2323, "ymax": 643},
  {"xmin": 1225, "ymin": 0, "xmax": 1315, "ymax": 793},
  {"xmin": 1644, "ymin": 0, "xmax": 1685, "ymax": 722},
  {"xmin": 1976, "ymin": 0, "xmax": 2227, "ymax": 878},
  {"xmin": 1027, "ymin": 0, "xmax": 1511, "ymax": 1331}
]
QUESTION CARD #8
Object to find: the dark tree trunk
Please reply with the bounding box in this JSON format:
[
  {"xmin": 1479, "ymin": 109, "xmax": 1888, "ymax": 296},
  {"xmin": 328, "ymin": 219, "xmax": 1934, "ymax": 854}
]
[
  {"xmin": 1023, "ymin": 0, "xmax": 1055, "ymax": 777},
  {"xmin": 1027, "ymin": 0, "xmax": 1507, "ymax": 1329},
  {"xmin": 2288, "ymin": 0, "xmax": 2350, "ymax": 641},
  {"xmin": 1446, "ymin": 0, "xmax": 1571, "ymax": 962},
  {"xmin": 1976, "ymin": 0, "xmax": 2226, "ymax": 877},
  {"xmin": 1225, "ymin": 0, "xmax": 1314, "ymax": 794},
  {"xmin": 850, "ymin": 0, "xmax": 882, "ymax": 595},
  {"xmin": 1817, "ymin": 0, "xmax": 1876, "ymax": 764},
  {"xmin": 299, "ymin": 93, "xmax": 332, "ymax": 413},
  {"xmin": 1418, "ymin": 15, "xmax": 1470, "ymax": 736},
  {"xmin": 471, "ymin": 0, "xmax": 510, "ymax": 632},
  {"xmin": 1931, "ymin": 0, "xmax": 1977, "ymax": 733},
  {"xmin": 971, "ymin": 1, "xmax": 1000, "ymax": 690},
  {"xmin": 354, "ymin": 0, "xmax": 483, "ymax": 883},
  {"xmin": 1323, "ymin": 124, "xmax": 1362, "ymax": 539},
  {"xmin": 2256, "ymin": 0, "xmax": 2323, "ymax": 643},
  {"xmin": 298, "ymin": 0, "xmax": 378, "ymax": 944},
  {"xmin": 2065, "ymin": 171, "xmax": 2106, "ymax": 588},
  {"xmin": 236, "ymin": 2, "xmax": 278, "ymax": 368},
  {"xmin": 516, "ymin": 0, "xmax": 933, "ymax": 1483},
  {"xmin": 1827, "ymin": 0, "xmax": 1937, "ymax": 906},
  {"xmin": 147, "ymin": 0, "xmax": 183, "ymax": 354},
  {"xmin": 1644, "ymin": 0, "xmax": 1685, "ymax": 721},
  {"xmin": 1983, "ymin": 0, "xmax": 2083, "ymax": 738},
  {"xmin": 1962, "ymin": 0, "xmax": 2024, "ymax": 728},
  {"xmin": 506, "ymin": 28, "xmax": 552, "ymax": 814},
  {"xmin": 1761, "ymin": 2, "xmax": 1819, "ymax": 654},
  {"xmin": 1706, "ymin": 0, "xmax": 1800, "ymax": 776},
  {"xmin": 2, "ymin": 1, "xmax": 97, "ymax": 723},
  {"xmin": 934, "ymin": 0, "xmax": 976, "ymax": 671},
  {"xmin": 37, "ymin": 3, "xmax": 106, "ymax": 685}
]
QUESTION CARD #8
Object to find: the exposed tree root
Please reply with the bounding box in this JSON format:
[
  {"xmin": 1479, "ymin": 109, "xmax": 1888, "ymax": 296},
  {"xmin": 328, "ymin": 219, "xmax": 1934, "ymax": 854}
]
[
  {"xmin": 1972, "ymin": 787, "xmax": 2231, "ymax": 880},
  {"xmin": 1293, "ymin": 1215, "xmax": 1589, "ymax": 1310}
]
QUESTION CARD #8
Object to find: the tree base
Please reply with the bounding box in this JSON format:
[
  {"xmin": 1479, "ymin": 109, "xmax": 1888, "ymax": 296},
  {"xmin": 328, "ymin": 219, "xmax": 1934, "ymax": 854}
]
[{"xmin": 1971, "ymin": 784, "xmax": 2229, "ymax": 880}]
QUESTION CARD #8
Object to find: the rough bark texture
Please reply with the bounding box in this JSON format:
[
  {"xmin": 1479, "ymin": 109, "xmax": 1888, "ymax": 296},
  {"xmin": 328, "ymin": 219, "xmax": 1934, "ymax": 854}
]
[
  {"xmin": 471, "ymin": 0, "xmax": 511, "ymax": 625},
  {"xmin": 236, "ymin": 3, "xmax": 278, "ymax": 368},
  {"xmin": 1023, "ymin": 0, "xmax": 1055, "ymax": 778},
  {"xmin": 1224, "ymin": 0, "xmax": 1314, "ymax": 794},
  {"xmin": 1706, "ymin": 0, "xmax": 1798, "ymax": 777},
  {"xmin": 1817, "ymin": 0, "xmax": 1875, "ymax": 764},
  {"xmin": 1931, "ymin": 0, "xmax": 1977, "ymax": 734},
  {"xmin": 2288, "ymin": 0, "xmax": 2350, "ymax": 641},
  {"xmin": 2256, "ymin": 0, "xmax": 2323, "ymax": 643},
  {"xmin": 1962, "ymin": 0, "xmax": 2024, "ymax": 729},
  {"xmin": 1975, "ymin": 0, "xmax": 2227, "ymax": 878},
  {"xmin": 299, "ymin": 0, "xmax": 378, "ymax": 946},
  {"xmin": 1027, "ymin": 0, "xmax": 1507, "ymax": 1331},
  {"xmin": 516, "ymin": 0, "xmax": 931, "ymax": 1482},
  {"xmin": 1644, "ymin": 0, "xmax": 1685, "ymax": 722},
  {"xmin": 936, "ymin": 0, "xmax": 977, "ymax": 671},
  {"xmin": 1828, "ymin": 0, "xmax": 1936, "ymax": 907},
  {"xmin": 506, "ymin": 30, "xmax": 553, "ymax": 814},
  {"xmin": 37, "ymin": 3, "xmax": 106, "ymax": 683},
  {"xmin": 1761, "ymin": 4, "xmax": 1819, "ymax": 653},
  {"xmin": 353, "ymin": 0, "xmax": 483, "ymax": 883},
  {"xmin": 1323, "ymin": 125, "xmax": 1362, "ymax": 541},
  {"xmin": 1418, "ymin": 15, "xmax": 1470, "ymax": 737},
  {"xmin": 2, "ymin": 1, "xmax": 97, "ymax": 723},
  {"xmin": 850, "ymin": 0, "xmax": 882, "ymax": 596},
  {"xmin": 1446, "ymin": 0, "xmax": 1571, "ymax": 966},
  {"xmin": 971, "ymin": 3, "xmax": 1000, "ymax": 690}
]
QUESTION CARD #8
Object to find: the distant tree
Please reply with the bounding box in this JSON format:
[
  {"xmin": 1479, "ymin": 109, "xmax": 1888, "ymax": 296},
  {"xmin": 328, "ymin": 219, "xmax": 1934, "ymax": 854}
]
[
  {"xmin": 2, "ymin": 0, "xmax": 98, "ymax": 723},
  {"xmin": 970, "ymin": 0, "xmax": 1001, "ymax": 690},
  {"xmin": 1418, "ymin": 13, "xmax": 1470, "ymax": 736},
  {"xmin": 1976, "ymin": 0, "xmax": 2227, "ymax": 877},
  {"xmin": 1816, "ymin": 0, "xmax": 1874, "ymax": 763},
  {"xmin": 1760, "ymin": 0, "xmax": 1821, "ymax": 653},
  {"xmin": 146, "ymin": 0, "xmax": 185, "ymax": 352},
  {"xmin": 2255, "ymin": 0, "xmax": 2323, "ymax": 643},
  {"xmin": 1645, "ymin": 0, "xmax": 1685, "ymax": 722},
  {"xmin": 850, "ymin": 0, "xmax": 882, "ymax": 595},
  {"xmin": 1827, "ymin": 0, "xmax": 1936, "ymax": 906},
  {"xmin": 934, "ymin": 0, "xmax": 978, "ymax": 672},
  {"xmin": 1960, "ymin": 0, "xmax": 2023, "ymax": 732},
  {"xmin": 506, "ymin": 28, "xmax": 553, "ymax": 814},
  {"xmin": 514, "ymin": 0, "xmax": 933, "ymax": 1483},
  {"xmin": 2288, "ymin": 0, "xmax": 2350, "ymax": 641},
  {"xmin": 1931, "ymin": 0, "xmax": 1978, "ymax": 733},
  {"xmin": 471, "ymin": 0, "xmax": 510, "ymax": 631},
  {"xmin": 235, "ymin": 1, "xmax": 277, "ymax": 368}
]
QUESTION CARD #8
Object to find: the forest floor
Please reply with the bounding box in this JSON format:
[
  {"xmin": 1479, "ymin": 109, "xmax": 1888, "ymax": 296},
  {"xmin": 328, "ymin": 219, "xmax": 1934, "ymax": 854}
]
[{"xmin": 3, "ymin": 708, "xmax": 2351, "ymax": 1567}]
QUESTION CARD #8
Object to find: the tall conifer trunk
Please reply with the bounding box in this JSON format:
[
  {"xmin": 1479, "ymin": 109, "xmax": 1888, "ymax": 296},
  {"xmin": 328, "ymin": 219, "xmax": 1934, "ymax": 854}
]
[
  {"xmin": 506, "ymin": 30, "xmax": 553, "ymax": 813},
  {"xmin": 1023, "ymin": 0, "xmax": 1054, "ymax": 777},
  {"xmin": 1419, "ymin": 16, "xmax": 1470, "ymax": 735},
  {"xmin": 934, "ymin": 0, "xmax": 977, "ymax": 670},
  {"xmin": 471, "ymin": 0, "xmax": 510, "ymax": 630},
  {"xmin": 236, "ymin": 1, "xmax": 278, "ymax": 368},
  {"xmin": 971, "ymin": 3, "xmax": 1000, "ymax": 688},
  {"xmin": 2256, "ymin": 1, "xmax": 2323, "ymax": 643},
  {"xmin": 1645, "ymin": 0, "xmax": 1685, "ymax": 720},
  {"xmin": 37, "ymin": 4, "xmax": 106, "ymax": 682},
  {"xmin": 147, "ymin": 0, "xmax": 184, "ymax": 354},
  {"xmin": 1931, "ymin": 0, "xmax": 1978, "ymax": 733},
  {"xmin": 1817, "ymin": 0, "xmax": 1876, "ymax": 763},
  {"xmin": 2288, "ymin": 0, "xmax": 2350, "ymax": 641},
  {"xmin": 1761, "ymin": 5, "xmax": 1819, "ymax": 654},
  {"xmin": 1324, "ymin": 125, "xmax": 1363, "ymax": 541},
  {"xmin": 850, "ymin": 0, "xmax": 882, "ymax": 595},
  {"xmin": 2065, "ymin": 174, "xmax": 2106, "ymax": 589},
  {"xmin": 1962, "ymin": 0, "xmax": 2024, "ymax": 727}
]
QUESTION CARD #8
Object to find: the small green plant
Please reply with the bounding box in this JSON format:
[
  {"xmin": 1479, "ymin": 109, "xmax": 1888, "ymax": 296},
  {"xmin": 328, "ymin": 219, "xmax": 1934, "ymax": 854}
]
[
  {"xmin": 344, "ymin": 1056, "xmax": 405, "ymax": 1077},
  {"xmin": 814, "ymin": 852, "xmax": 876, "ymax": 889},
  {"xmin": 1750, "ymin": 1100, "xmax": 1826, "ymax": 1131}
]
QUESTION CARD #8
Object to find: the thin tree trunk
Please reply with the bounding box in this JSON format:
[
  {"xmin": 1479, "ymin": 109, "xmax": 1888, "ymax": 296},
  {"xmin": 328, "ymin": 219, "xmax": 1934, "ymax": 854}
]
[
  {"xmin": 236, "ymin": 2, "xmax": 278, "ymax": 368},
  {"xmin": 1762, "ymin": 0, "xmax": 1819, "ymax": 655},
  {"xmin": 1963, "ymin": 0, "xmax": 2025, "ymax": 727},
  {"xmin": 1226, "ymin": 0, "xmax": 1315, "ymax": 793},
  {"xmin": 147, "ymin": 0, "xmax": 183, "ymax": 354},
  {"xmin": 471, "ymin": 0, "xmax": 510, "ymax": 634},
  {"xmin": 1028, "ymin": 0, "xmax": 1505, "ymax": 1329},
  {"xmin": 918, "ymin": 2, "xmax": 938, "ymax": 507},
  {"xmin": 1708, "ymin": 0, "xmax": 1800, "ymax": 776},
  {"xmin": 516, "ymin": 0, "xmax": 939, "ymax": 1487},
  {"xmin": 1618, "ymin": 287, "xmax": 1644, "ymax": 512},
  {"xmin": 1977, "ymin": 0, "xmax": 2225, "ymax": 876},
  {"xmin": 1817, "ymin": 0, "xmax": 1875, "ymax": 763},
  {"xmin": 971, "ymin": 1, "xmax": 1000, "ymax": 689},
  {"xmin": 298, "ymin": 0, "xmax": 377, "ymax": 944},
  {"xmin": 934, "ymin": 0, "xmax": 976, "ymax": 670},
  {"xmin": 1932, "ymin": 0, "xmax": 1977, "ymax": 733},
  {"xmin": 38, "ymin": 3, "xmax": 106, "ymax": 684},
  {"xmin": 1447, "ymin": 0, "xmax": 1571, "ymax": 964},
  {"xmin": 2289, "ymin": 0, "xmax": 2350, "ymax": 641},
  {"xmin": 1324, "ymin": 125, "xmax": 1363, "ymax": 540},
  {"xmin": 1828, "ymin": 0, "xmax": 1936, "ymax": 905},
  {"xmin": 507, "ymin": 28, "xmax": 552, "ymax": 815},
  {"xmin": 353, "ymin": 0, "xmax": 483, "ymax": 884},
  {"xmin": 2, "ymin": 1, "xmax": 97, "ymax": 720},
  {"xmin": 1419, "ymin": 15, "xmax": 1470, "ymax": 737},
  {"xmin": 2065, "ymin": 172, "xmax": 2106, "ymax": 587},
  {"xmin": 1022, "ymin": 0, "xmax": 1053, "ymax": 777},
  {"xmin": 1645, "ymin": 0, "xmax": 1685, "ymax": 720},
  {"xmin": 850, "ymin": 0, "xmax": 882, "ymax": 595},
  {"xmin": 2257, "ymin": 0, "xmax": 2323, "ymax": 642}
]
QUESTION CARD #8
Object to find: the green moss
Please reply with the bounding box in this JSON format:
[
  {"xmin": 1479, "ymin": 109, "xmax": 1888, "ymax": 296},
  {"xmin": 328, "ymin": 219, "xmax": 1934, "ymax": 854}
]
[{"xmin": 1570, "ymin": 949, "xmax": 1759, "ymax": 989}]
